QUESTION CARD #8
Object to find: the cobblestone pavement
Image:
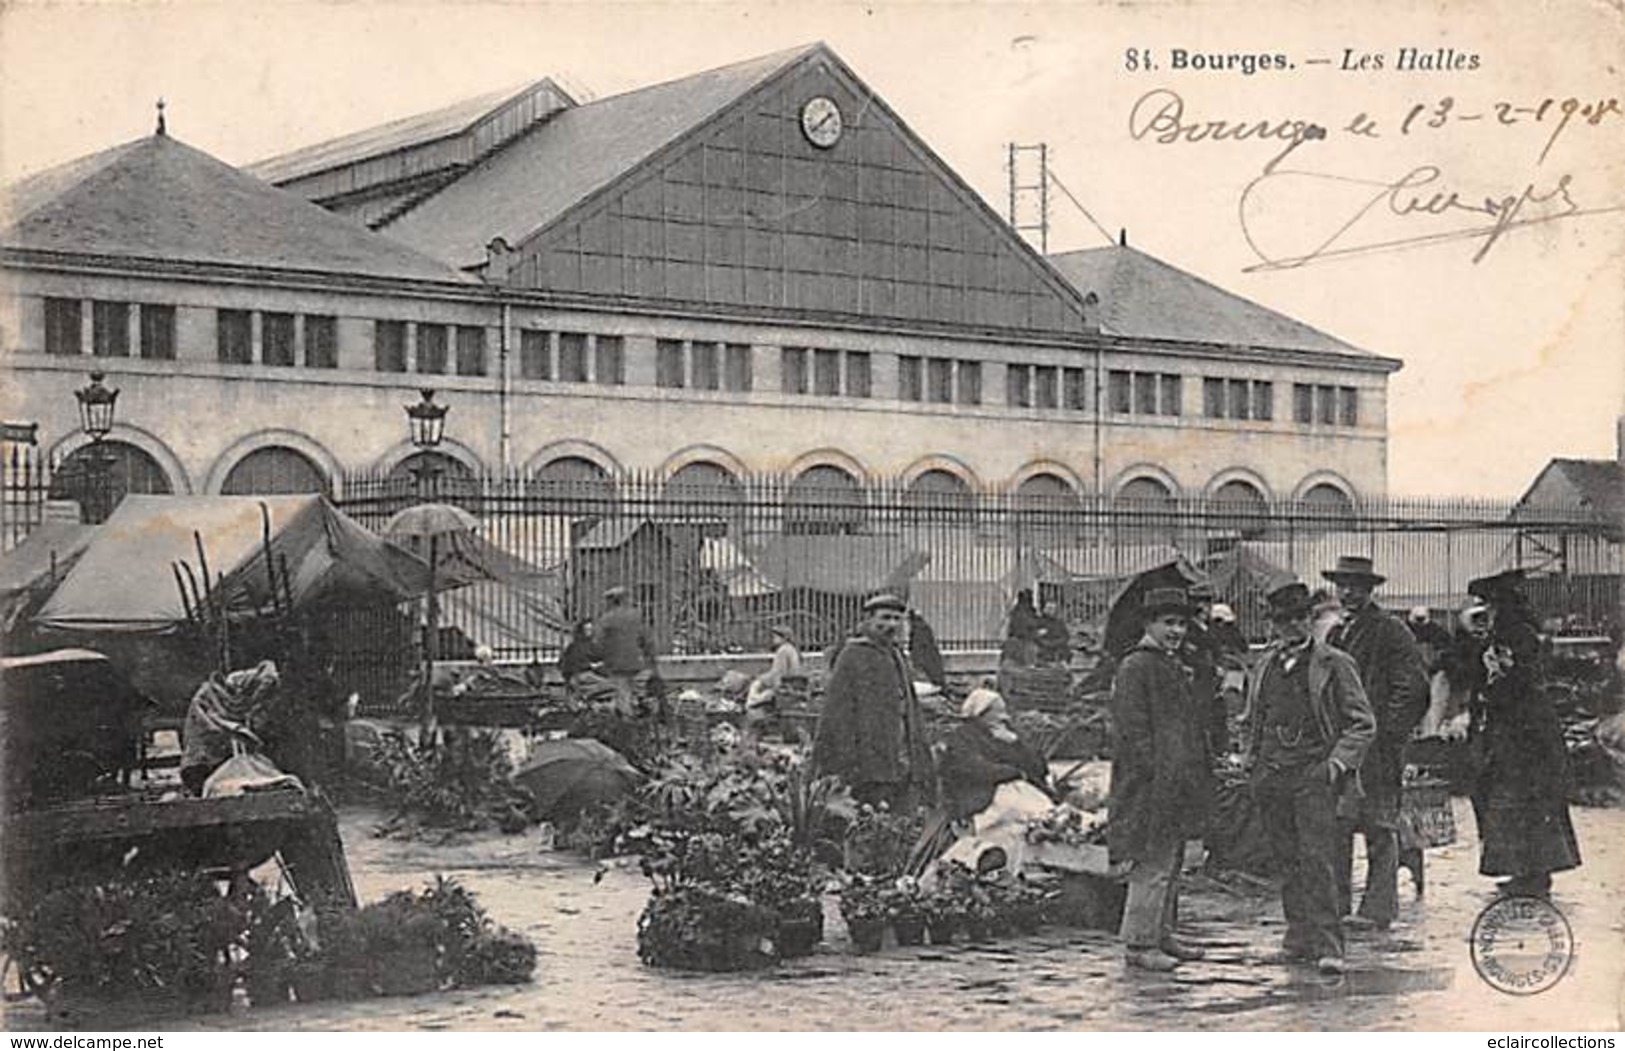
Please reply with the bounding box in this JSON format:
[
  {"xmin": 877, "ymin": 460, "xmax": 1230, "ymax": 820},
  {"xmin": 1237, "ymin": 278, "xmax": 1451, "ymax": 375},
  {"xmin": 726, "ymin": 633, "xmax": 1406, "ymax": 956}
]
[{"xmin": 12, "ymin": 798, "xmax": 1624, "ymax": 1031}]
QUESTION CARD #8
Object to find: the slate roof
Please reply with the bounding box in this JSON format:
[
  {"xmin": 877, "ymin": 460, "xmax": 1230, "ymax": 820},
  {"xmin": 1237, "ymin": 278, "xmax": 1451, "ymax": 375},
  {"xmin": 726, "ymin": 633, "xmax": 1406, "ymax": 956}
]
[
  {"xmin": 1, "ymin": 133, "xmax": 477, "ymax": 284},
  {"xmin": 1047, "ymin": 244, "xmax": 1383, "ymax": 360},
  {"xmin": 1540, "ymin": 459, "xmax": 1625, "ymax": 525},
  {"xmin": 246, "ymin": 82, "xmax": 539, "ymax": 184},
  {"xmin": 383, "ymin": 44, "xmax": 819, "ymax": 269}
]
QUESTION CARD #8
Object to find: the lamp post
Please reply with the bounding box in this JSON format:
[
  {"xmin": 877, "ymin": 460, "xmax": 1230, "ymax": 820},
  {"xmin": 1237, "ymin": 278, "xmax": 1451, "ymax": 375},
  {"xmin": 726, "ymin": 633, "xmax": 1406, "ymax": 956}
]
[
  {"xmin": 404, "ymin": 389, "xmax": 449, "ymax": 741},
  {"xmin": 74, "ymin": 372, "xmax": 119, "ymax": 524}
]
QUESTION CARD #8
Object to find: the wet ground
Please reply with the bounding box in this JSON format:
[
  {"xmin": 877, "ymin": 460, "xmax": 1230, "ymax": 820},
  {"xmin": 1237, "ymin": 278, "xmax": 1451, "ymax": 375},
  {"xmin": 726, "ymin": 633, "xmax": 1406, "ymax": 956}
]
[{"xmin": 10, "ymin": 792, "xmax": 1623, "ymax": 1031}]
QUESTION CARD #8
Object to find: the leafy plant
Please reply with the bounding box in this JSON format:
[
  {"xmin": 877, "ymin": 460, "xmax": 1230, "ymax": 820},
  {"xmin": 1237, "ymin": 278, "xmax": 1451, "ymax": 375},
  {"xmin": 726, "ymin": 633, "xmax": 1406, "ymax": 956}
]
[
  {"xmin": 373, "ymin": 729, "xmax": 533, "ymax": 837},
  {"xmin": 636, "ymin": 885, "xmax": 777, "ymax": 972}
]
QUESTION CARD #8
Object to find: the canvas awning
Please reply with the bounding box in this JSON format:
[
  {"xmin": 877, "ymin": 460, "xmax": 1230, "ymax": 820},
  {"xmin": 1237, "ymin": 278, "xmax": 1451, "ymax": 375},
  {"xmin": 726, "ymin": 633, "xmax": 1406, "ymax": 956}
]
[
  {"xmin": 34, "ymin": 494, "xmax": 432, "ymax": 633},
  {"xmin": 0, "ymin": 520, "xmax": 97, "ymax": 631}
]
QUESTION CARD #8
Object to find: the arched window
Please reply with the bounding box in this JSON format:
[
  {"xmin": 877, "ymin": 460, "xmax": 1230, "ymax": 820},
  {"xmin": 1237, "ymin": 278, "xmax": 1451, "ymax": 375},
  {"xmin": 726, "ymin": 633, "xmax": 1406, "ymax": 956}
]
[
  {"xmin": 1301, "ymin": 482, "xmax": 1355, "ymax": 521},
  {"xmin": 50, "ymin": 440, "xmax": 173, "ymax": 520},
  {"xmin": 786, "ymin": 464, "xmax": 864, "ymax": 535},
  {"xmin": 1014, "ymin": 472, "xmax": 1076, "ymax": 542},
  {"xmin": 220, "ymin": 446, "xmax": 330, "ymax": 496},
  {"xmin": 664, "ymin": 462, "xmax": 742, "ymax": 508},
  {"xmin": 904, "ymin": 469, "xmax": 974, "ymax": 517},
  {"xmin": 529, "ymin": 456, "xmax": 618, "ymax": 514},
  {"xmin": 1211, "ymin": 479, "xmax": 1269, "ymax": 539},
  {"xmin": 1116, "ymin": 475, "xmax": 1177, "ymax": 542},
  {"xmin": 387, "ymin": 451, "xmax": 480, "ymax": 510}
]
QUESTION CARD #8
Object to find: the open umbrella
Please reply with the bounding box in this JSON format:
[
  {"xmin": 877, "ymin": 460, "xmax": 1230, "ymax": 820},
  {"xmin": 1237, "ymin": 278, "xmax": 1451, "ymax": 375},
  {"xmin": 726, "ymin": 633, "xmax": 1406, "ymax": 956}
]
[
  {"xmin": 514, "ymin": 738, "xmax": 641, "ymax": 824},
  {"xmin": 1100, "ymin": 556, "xmax": 1207, "ymax": 658},
  {"xmin": 384, "ymin": 503, "xmax": 486, "ymax": 738}
]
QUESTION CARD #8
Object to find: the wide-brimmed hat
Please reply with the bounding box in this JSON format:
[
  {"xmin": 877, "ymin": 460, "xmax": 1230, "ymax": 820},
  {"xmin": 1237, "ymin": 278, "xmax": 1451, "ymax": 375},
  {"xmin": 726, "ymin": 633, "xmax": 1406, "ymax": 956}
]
[
  {"xmin": 1141, "ymin": 587, "xmax": 1193, "ymax": 617},
  {"xmin": 1266, "ymin": 581, "xmax": 1315, "ymax": 620},
  {"xmin": 1322, "ymin": 555, "xmax": 1386, "ymax": 586},
  {"xmin": 1468, "ymin": 567, "xmax": 1526, "ymax": 600},
  {"xmin": 960, "ymin": 687, "xmax": 1006, "ymax": 721},
  {"xmin": 767, "ymin": 622, "xmax": 796, "ymax": 642},
  {"xmin": 863, "ymin": 592, "xmax": 907, "ymax": 613}
]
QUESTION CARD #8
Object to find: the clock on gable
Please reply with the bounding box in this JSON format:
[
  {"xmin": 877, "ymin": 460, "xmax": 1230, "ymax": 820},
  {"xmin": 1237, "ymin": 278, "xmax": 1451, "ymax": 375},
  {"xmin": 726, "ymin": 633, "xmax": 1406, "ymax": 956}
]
[{"xmin": 800, "ymin": 96, "xmax": 843, "ymax": 149}]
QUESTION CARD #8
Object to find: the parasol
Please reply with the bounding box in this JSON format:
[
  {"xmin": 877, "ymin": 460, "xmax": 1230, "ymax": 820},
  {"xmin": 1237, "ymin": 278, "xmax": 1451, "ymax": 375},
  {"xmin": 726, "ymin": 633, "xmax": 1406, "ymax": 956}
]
[
  {"xmin": 514, "ymin": 738, "xmax": 641, "ymax": 824},
  {"xmin": 1100, "ymin": 557, "xmax": 1208, "ymax": 659}
]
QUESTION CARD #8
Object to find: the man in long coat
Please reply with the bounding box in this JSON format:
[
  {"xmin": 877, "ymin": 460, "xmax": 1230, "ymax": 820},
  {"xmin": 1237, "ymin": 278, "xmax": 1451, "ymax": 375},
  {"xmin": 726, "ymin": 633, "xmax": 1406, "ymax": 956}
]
[
  {"xmin": 813, "ymin": 593, "xmax": 934, "ymax": 810},
  {"xmin": 1109, "ymin": 587, "xmax": 1212, "ymax": 971},
  {"xmin": 1245, "ymin": 581, "xmax": 1376, "ymax": 974},
  {"xmin": 1323, "ymin": 556, "xmax": 1428, "ymax": 931}
]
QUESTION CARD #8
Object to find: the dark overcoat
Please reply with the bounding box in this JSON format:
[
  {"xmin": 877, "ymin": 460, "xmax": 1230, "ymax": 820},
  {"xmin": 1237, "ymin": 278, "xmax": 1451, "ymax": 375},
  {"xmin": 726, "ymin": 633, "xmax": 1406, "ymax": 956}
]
[
  {"xmin": 939, "ymin": 722, "xmax": 1049, "ymax": 820},
  {"xmin": 1243, "ymin": 640, "xmax": 1377, "ymax": 818},
  {"xmin": 1468, "ymin": 614, "xmax": 1581, "ymax": 877},
  {"xmin": 1330, "ymin": 603, "xmax": 1428, "ymax": 826},
  {"xmin": 812, "ymin": 628, "xmax": 934, "ymax": 791},
  {"xmin": 1108, "ymin": 642, "xmax": 1213, "ymax": 864}
]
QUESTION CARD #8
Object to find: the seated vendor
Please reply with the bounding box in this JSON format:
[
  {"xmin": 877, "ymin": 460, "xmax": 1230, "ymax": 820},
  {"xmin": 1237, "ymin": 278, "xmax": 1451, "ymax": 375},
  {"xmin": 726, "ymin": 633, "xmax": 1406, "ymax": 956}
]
[
  {"xmin": 747, "ymin": 623, "xmax": 805, "ymax": 717},
  {"xmin": 180, "ymin": 659, "xmax": 282, "ymax": 795},
  {"xmin": 938, "ymin": 686, "xmax": 1051, "ymax": 822}
]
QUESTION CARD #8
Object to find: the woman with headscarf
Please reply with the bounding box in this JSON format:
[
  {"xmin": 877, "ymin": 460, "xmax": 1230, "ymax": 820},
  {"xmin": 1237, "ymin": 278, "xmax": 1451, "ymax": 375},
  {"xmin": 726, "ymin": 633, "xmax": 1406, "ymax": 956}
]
[
  {"xmin": 1463, "ymin": 569, "xmax": 1581, "ymax": 898},
  {"xmin": 937, "ymin": 687, "xmax": 1051, "ymax": 822},
  {"xmin": 180, "ymin": 659, "xmax": 282, "ymax": 795}
]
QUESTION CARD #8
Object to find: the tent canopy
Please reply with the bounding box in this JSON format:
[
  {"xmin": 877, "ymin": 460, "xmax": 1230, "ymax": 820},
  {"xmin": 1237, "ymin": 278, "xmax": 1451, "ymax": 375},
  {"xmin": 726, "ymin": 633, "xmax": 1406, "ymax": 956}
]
[
  {"xmin": 0, "ymin": 520, "xmax": 97, "ymax": 631},
  {"xmin": 745, "ymin": 534, "xmax": 930, "ymax": 596},
  {"xmin": 34, "ymin": 494, "xmax": 432, "ymax": 633}
]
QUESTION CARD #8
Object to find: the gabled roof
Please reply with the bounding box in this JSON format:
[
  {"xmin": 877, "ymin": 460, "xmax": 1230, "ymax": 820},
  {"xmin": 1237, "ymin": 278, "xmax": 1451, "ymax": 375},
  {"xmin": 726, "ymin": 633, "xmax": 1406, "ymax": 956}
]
[
  {"xmin": 1047, "ymin": 244, "xmax": 1384, "ymax": 361},
  {"xmin": 247, "ymin": 81, "xmax": 545, "ymax": 184},
  {"xmin": 1, "ymin": 133, "xmax": 477, "ymax": 284},
  {"xmin": 1519, "ymin": 458, "xmax": 1625, "ymax": 525},
  {"xmin": 382, "ymin": 44, "xmax": 819, "ymax": 269}
]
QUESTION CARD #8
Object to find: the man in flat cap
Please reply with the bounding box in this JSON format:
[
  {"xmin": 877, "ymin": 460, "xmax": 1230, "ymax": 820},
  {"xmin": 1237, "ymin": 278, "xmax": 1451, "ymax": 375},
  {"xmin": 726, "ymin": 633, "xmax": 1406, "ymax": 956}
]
[
  {"xmin": 813, "ymin": 593, "xmax": 934, "ymax": 810},
  {"xmin": 1322, "ymin": 556, "xmax": 1428, "ymax": 932},
  {"xmin": 593, "ymin": 585, "xmax": 659, "ymax": 716},
  {"xmin": 1244, "ymin": 581, "xmax": 1375, "ymax": 975},
  {"xmin": 1109, "ymin": 587, "xmax": 1213, "ymax": 971}
]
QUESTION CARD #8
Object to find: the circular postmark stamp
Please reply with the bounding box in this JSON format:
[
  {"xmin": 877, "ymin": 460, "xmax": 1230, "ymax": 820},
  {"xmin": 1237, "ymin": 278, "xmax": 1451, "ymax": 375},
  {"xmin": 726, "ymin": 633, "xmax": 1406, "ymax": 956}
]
[{"xmin": 1470, "ymin": 896, "xmax": 1574, "ymax": 996}]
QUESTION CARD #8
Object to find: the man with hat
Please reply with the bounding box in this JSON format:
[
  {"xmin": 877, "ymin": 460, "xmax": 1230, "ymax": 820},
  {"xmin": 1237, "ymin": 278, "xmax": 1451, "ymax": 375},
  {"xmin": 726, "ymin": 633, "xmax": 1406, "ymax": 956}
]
[
  {"xmin": 1244, "ymin": 581, "xmax": 1375, "ymax": 974},
  {"xmin": 813, "ymin": 593, "xmax": 934, "ymax": 810},
  {"xmin": 1462, "ymin": 568, "xmax": 1581, "ymax": 898},
  {"xmin": 593, "ymin": 585, "xmax": 659, "ymax": 716},
  {"xmin": 1322, "ymin": 556, "xmax": 1428, "ymax": 932},
  {"xmin": 1181, "ymin": 580, "xmax": 1239, "ymax": 763},
  {"xmin": 1108, "ymin": 587, "xmax": 1213, "ymax": 971}
]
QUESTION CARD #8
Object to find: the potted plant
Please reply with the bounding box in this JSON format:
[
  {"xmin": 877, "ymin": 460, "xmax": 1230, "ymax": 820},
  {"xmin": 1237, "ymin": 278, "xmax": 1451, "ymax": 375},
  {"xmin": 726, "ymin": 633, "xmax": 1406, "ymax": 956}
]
[
  {"xmin": 772, "ymin": 895, "xmax": 825, "ymax": 959},
  {"xmin": 885, "ymin": 877, "xmax": 927, "ymax": 947},
  {"xmin": 837, "ymin": 878, "xmax": 889, "ymax": 954}
]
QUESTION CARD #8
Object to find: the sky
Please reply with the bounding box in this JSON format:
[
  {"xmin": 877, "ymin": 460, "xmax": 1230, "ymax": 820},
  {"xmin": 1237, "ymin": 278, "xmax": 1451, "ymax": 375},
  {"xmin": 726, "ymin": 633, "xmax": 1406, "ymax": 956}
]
[{"xmin": 2, "ymin": 0, "xmax": 1621, "ymax": 498}]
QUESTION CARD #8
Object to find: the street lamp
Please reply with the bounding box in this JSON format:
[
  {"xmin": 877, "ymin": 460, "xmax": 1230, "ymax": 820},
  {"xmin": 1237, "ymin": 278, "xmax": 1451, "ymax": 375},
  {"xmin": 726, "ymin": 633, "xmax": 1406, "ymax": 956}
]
[
  {"xmin": 403, "ymin": 388, "xmax": 450, "ymax": 742},
  {"xmin": 73, "ymin": 372, "xmax": 119, "ymax": 524},
  {"xmin": 405, "ymin": 389, "xmax": 448, "ymax": 498}
]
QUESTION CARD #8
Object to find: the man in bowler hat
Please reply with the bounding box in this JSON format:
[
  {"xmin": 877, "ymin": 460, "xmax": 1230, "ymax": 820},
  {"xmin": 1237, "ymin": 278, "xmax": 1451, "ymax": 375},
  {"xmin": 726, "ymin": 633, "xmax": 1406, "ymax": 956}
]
[
  {"xmin": 1323, "ymin": 556, "xmax": 1428, "ymax": 931},
  {"xmin": 1245, "ymin": 581, "xmax": 1375, "ymax": 975},
  {"xmin": 1109, "ymin": 587, "xmax": 1213, "ymax": 971},
  {"xmin": 813, "ymin": 593, "xmax": 934, "ymax": 810}
]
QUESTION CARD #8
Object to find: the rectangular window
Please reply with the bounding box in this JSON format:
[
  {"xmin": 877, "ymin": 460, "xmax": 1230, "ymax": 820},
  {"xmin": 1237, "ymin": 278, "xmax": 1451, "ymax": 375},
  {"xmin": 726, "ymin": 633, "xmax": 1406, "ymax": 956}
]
[
  {"xmin": 1007, "ymin": 364, "xmax": 1032, "ymax": 408},
  {"xmin": 1160, "ymin": 374, "xmax": 1182, "ymax": 416},
  {"xmin": 781, "ymin": 347, "xmax": 808, "ymax": 394},
  {"xmin": 92, "ymin": 301, "xmax": 129, "ymax": 357},
  {"xmin": 558, "ymin": 332, "xmax": 588, "ymax": 382},
  {"xmin": 1204, "ymin": 378, "xmax": 1226, "ymax": 418},
  {"xmin": 1316, "ymin": 384, "xmax": 1337, "ymax": 425},
  {"xmin": 217, "ymin": 309, "xmax": 252, "ymax": 364},
  {"xmin": 1293, "ymin": 383, "xmax": 1314, "ymax": 424},
  {"xmin": 1339, "ymin": 386, "xmax": 1359, "ymax": 427},
  {"xmin": 1133, "ymin": 372, "xmax": 1157, "ymax": 415},
  {"xmin": 845, "ymin": 352, "xmax": 871, "ymax": 398},
  {"xmin": 44, "ymin": 298, "xmax": 82, "ymax": 356},
  {"xmin": 898, "ymin": 355, "xmax": 922, "ymax": 401},
  {"xmin": 656, "ymin": 338, "xmax": 686, "ymax": 388},
  {"xmin": 1063, "ymin": 367, "xmax": 1087, "ymax": 411},
  {"xmin": 519, "ymin": 330, "xmax": 551, "ymax": 380},
  {"xmin": 1253, "ymin": 381, "xmax": 1274, "ymax": 421},
  {"xmin": 140, "ymin": 304, "xmax": 176, "ymax": 361},
  {"xmin": 1227, "ymin": 378, "xmax": 1251, "ymax": 421},
  {"xmin": 691, "ymin": 341, "xmax": 719, "ymax": 390},
  {"xmin": 1034, "ymin": 366, "xmax": 1059, "ymax": 410},
  {"xmin": 374, "ymin": 320, "xmax": 407, "ymax": 372},
  {"xmin": 928, "ymin": 358, "xmax": 954, "ymax": 404},
  {"xmin": 959, "ymin": 361, "xmax": 983, "ymax": 406},
  {"xmin": 595, "ymin": 335, "xmax": 624, "ymax": 386},
  {"xmin": 262, "ymin": 312, "xmax": 295, "ymax": 366},
  {"xmin": 1109, "ymin": 370, "xmax": 1132, "ymax": 414},
  {"xmin": 455, "ymin": 326, "xmax": 487, "ymax": 376},
  {"xmin": 415, "ymin": 323, "xmax": 448, "ymax": 374},
  {"xmin": 813, "ymin": 349, "xmax": 841, "ymax": 396},
  {"xmin": 303, "ymin": 315, "xmax": 336, "ymax": 368},
  {"xmin": 724, "ymin": 343, "xmax": 752, "ymax": 392}
]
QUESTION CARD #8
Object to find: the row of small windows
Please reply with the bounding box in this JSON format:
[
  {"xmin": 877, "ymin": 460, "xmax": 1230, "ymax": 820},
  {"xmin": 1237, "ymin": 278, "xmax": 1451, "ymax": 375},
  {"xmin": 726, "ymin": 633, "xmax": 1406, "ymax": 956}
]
[{"xmin": 38, "ymin": 300, "xmax": 1361, "ymax": 428}]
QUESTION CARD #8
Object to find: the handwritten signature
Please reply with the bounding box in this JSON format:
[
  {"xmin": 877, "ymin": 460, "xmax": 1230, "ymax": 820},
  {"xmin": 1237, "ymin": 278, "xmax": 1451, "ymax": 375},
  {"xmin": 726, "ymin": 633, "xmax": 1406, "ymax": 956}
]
[{"xmin": 1237, "ymin": 160, "xmax": 1621, "ymax": 270}]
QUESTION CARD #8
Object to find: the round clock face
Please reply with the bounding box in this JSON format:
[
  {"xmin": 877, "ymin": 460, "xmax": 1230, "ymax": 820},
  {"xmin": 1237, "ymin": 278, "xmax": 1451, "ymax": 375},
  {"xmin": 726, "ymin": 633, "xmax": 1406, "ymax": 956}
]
[{"xmin": 800, "ymin": 96, "xmax": 843, "ymax": 149}]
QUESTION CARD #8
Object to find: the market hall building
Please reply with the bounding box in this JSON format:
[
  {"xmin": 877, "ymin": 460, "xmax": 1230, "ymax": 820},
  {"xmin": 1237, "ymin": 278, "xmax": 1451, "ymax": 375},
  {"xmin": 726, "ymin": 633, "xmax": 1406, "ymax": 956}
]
[{"xmin": 1, "ymin": 43, "xmax": 1400, "ymax": 517}]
